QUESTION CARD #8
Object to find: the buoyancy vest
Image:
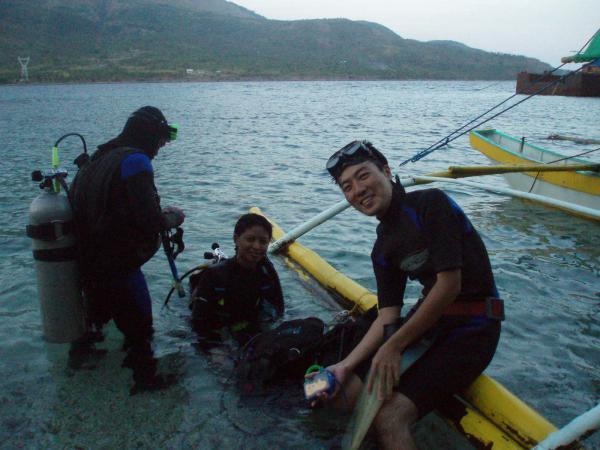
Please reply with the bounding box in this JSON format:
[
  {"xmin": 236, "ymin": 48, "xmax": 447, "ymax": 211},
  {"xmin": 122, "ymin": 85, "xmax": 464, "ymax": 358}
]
[
  {"xmin": 71, "ymin": 146, "xmax": 161, "ymax": 278},
  {"xmin": 190, "ymin": 258, "xmax": 285, "ymax": 336}
]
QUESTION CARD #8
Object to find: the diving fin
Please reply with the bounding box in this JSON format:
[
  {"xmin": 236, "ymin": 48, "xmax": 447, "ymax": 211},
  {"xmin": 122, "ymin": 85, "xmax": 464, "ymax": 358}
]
[{"xmin": 342, "ymin": 335, "xmax": 436, "ymax": 450}]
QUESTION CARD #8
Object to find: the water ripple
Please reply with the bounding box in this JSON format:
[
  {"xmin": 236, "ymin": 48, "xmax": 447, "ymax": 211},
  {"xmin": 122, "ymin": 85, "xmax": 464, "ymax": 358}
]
[{"xmin": 1, "ymin": 80, "xmax": 598, "ymax": 449}]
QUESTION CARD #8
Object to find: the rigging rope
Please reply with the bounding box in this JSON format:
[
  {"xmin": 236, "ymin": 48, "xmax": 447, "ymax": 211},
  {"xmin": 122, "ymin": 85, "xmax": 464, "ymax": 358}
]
[
  {"xmin": 399, "ymin": 32, "xmax": 597, "ymax": 167},
  {"xmin": 399, "ymin": 64, "xmax": 582, "ymax": 166},
  {"xmin": 546, "ymin": 146, "xmax": 600, "ymax": 164},
  {"xmin": 527, "ymin": 145, "xmax": 600, "ymax": 193}
]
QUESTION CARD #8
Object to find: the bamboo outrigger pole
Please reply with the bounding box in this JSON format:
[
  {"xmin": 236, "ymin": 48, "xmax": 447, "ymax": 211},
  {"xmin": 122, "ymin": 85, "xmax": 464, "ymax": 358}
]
[
  {"xmin": 430, "ymin": 163, "xmax": 599, "ymax": 178},
  {"xmin": 532, "ymin": 403, "xmax": 600, "ymax": 450}
]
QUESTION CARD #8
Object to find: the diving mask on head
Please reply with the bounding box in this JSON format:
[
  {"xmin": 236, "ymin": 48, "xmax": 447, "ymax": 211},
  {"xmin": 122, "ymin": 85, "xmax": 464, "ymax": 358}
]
[
  {"xmin": 167, "ymin": 123, "xmax": 179, "ymax": 142},
  {"xmin": 326, "ymin": 140, "xmax": 388, "ymax": 179},
  {"xmin": 126, "ymin": 106, "xmax": 179, "ymax": 143}
]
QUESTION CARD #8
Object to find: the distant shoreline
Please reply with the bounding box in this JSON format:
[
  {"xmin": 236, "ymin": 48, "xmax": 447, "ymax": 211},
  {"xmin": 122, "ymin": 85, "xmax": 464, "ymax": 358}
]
[{"xmin": 1, "ymin": 77, "xmax": 513, "ymax": 86}]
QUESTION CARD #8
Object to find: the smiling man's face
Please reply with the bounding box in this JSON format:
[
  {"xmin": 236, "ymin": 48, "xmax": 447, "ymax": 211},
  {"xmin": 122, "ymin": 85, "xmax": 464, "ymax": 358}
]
[{"xmin": 338, "ymin": 160, "xmax": 393, "ymax": 218}]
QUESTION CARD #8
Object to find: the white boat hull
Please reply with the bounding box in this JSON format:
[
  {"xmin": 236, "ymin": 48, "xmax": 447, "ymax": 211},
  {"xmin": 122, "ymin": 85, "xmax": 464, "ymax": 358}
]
[
  {"xmin": 470, "ymin": 129, "xmax": 600, "ymax": 219},
  {"xmin": 500, "ymin": 170, "xmax": 598, "ymax": 210}
]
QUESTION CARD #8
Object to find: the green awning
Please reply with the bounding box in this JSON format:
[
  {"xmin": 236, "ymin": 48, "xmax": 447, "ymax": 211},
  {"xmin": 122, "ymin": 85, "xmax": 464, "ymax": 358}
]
[{"xmin": 562, "ymin": 29, "xmax": 600, "ymax": 63}]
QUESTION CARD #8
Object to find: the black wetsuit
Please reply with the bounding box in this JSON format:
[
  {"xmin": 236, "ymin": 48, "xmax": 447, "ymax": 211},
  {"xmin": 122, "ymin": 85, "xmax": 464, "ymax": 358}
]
[
  {"xmin": 367, "ymin": 184, "xmax": 501, "ymax": 416},
  {"xmin": 190, "ymin": 257, "xmax": 284, "ymax": 344},
  {"xmin": 373, "ymin": 186, "xmax": 498, "ymax": 307},
  {"xmin": 70, "ymin": 146, "xmax": 165, "ymax": 384},
  {"xmin": 72, "ymin": 147, "xmax": 163, "ymax": 277}
]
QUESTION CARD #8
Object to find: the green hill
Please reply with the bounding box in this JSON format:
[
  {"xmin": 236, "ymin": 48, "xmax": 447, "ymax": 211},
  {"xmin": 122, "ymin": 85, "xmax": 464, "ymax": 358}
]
[{"xmin": 0, "ymin": 0, "xmax": 552, "ymax": 83}]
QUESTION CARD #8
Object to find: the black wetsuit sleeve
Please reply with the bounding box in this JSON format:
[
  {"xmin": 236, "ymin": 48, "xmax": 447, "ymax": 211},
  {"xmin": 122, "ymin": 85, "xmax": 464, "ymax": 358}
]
[
  {"xmin": 266, "ymin": 260, "xmax": 284, "ymax": 315},
  {"xmin": 372, "ymin": 245, "xmax": 408, "ymax": 309},
  {"xmin": 124, "ymin": 171, "xmax": 163, "ymax": 235},
  {"xmin": 191, "ymin": 268, "xmax": 221, "ymax": 325}
]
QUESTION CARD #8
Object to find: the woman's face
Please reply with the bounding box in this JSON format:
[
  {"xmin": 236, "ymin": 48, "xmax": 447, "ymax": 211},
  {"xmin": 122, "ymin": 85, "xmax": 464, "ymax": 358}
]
[{"xmin": 234, "ymin": 224, "xmax": 270, "ymax": 269}]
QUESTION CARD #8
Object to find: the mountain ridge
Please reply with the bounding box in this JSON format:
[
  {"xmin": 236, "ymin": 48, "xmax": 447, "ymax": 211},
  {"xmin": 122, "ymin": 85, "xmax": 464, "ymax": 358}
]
[{"xmin": 0, "ymin": 0, "xmax": 552, "ymax": 83}]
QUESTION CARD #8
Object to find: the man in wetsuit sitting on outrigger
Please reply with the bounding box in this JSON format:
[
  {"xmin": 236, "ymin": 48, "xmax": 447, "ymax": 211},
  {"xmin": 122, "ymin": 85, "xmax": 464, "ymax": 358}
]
[{"xmin": 315, "ymin": 140, "xmax": 503, "ymax": 449}]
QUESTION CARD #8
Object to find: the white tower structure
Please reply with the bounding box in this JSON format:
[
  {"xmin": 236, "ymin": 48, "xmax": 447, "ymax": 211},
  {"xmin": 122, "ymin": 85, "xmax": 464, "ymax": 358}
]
[{"xmin": 18, "ymin": 57, "xmax": 30, "ymax": 82}]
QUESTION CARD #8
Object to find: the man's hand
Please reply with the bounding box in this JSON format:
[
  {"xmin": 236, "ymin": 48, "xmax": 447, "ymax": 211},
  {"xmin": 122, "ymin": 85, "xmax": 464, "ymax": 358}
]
[
  {"xmin": 305, "ymin": 362, "xmax": 349, "ymax": 407},
  {"xmin": 162, "ymin": 206, "xmax": 185, "ymax": 228},
  {"xmin": 368, "ymin": 340, "xmax": 402, "ymax": 400}
]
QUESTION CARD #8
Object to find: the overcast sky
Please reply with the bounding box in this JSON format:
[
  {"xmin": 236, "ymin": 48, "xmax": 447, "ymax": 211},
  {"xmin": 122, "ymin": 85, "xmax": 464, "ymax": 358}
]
[{"xmin": 232, "ymin": 0, "xmax": 599, "ymax": 67}]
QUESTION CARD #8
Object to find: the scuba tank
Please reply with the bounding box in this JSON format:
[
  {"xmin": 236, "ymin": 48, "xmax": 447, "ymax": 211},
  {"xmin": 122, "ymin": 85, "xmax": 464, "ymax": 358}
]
[{"xmin": 26, "ymin": 134, "xmax": 89, "ymax": 343}]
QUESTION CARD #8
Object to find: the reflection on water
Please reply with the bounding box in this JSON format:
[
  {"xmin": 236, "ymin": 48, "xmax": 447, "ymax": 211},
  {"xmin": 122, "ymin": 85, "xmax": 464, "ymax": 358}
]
[{"xmin": 0, "ymin": 81, "xmax": 598, "ymax": 449}]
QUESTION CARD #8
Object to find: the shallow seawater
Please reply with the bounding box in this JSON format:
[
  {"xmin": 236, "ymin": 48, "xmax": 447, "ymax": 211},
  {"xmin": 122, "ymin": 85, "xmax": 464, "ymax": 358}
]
[{"xmin": 0, "ymin": 81, "xmax": 598, "ymax": 449}]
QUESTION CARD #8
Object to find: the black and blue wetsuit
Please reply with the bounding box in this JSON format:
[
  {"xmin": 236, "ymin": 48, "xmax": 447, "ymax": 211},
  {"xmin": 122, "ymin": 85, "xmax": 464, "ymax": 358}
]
[
  {"xmin": 71, "ymin": 146, "xmax": 168, "ymax": 384},
  {"xmin": 365, "ymin": 184, "xmax": 501, "ymax": 417},
  {"xmin": 373, "ymin": 187, "xmax": 498, "ymax": 305}
]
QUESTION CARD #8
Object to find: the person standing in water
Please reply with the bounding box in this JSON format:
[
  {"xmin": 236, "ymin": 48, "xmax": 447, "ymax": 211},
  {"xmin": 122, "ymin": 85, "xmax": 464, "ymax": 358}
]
[
  {"xmin": 319, "ymin": 140, "xmax": 503, "ymax": 449},
  {"xmin": 70, "ymin": 106, "xmax": 185, "ymax": 394}
]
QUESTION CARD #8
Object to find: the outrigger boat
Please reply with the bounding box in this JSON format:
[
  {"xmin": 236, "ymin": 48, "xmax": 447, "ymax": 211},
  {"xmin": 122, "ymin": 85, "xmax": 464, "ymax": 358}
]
[
  {"xmin": 250, "ymin": 206, "xmax": 559, "ymax": 449},
  {"xmin": 469, "ymin": 129, "xmax": 600, "ymax": 220}
]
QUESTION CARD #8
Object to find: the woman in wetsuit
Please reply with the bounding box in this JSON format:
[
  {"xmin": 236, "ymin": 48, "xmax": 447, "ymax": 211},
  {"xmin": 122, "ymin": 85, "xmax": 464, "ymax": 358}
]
[{"xmin": 189, "ymin": 213, "xmax": 284, "ymax": 345}]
